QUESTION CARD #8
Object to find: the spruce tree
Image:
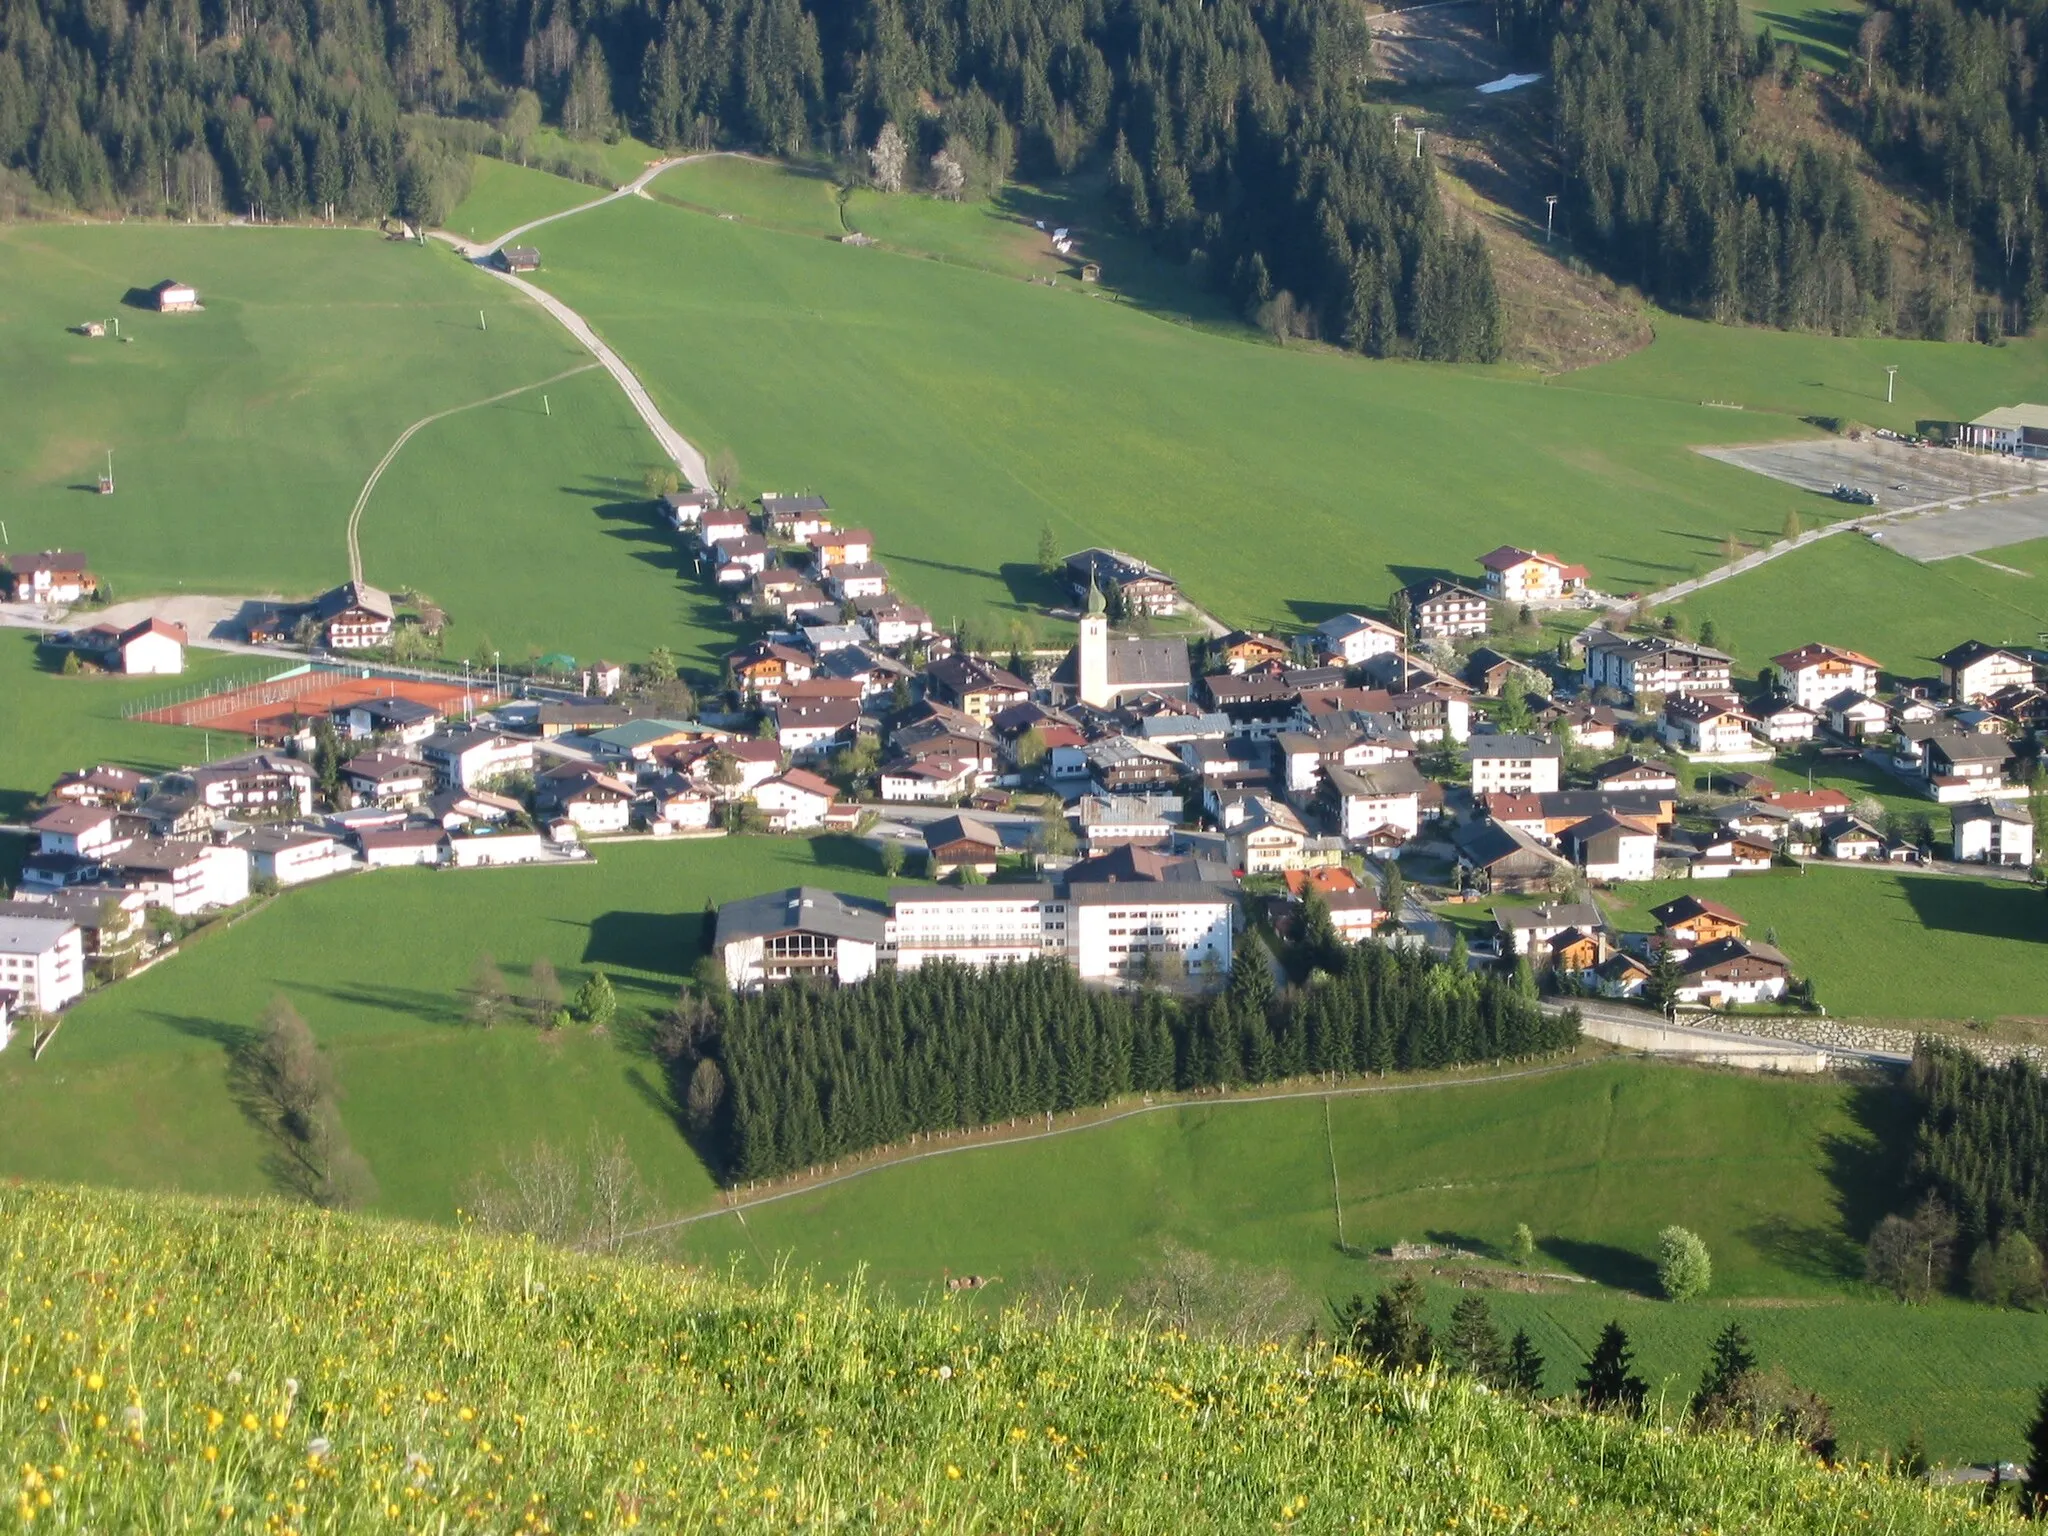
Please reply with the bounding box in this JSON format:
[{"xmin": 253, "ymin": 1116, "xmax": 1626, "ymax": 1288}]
[
  {"xmin": 1504, "ymin": 1328, "xmax": 1546, "ymax": 1396},
  {"xmin": 1446, "ymin": 1295, "xmax": 1505, "ymax": 1384},
  {"xmin": 1577, "ymin": 1321, "xmax": 1647, "ymax": 1413},
  {"xmin": 1363, "ymin": 1275, "xmax": 1434, "ymax": 1369},
  {"xmin": 1691, "ymin": 1322, "xmax": 1758, "ymax": 1417}
]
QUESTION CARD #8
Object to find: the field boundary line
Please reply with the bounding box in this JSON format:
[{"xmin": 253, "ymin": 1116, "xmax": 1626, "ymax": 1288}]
[
  {"xmin": 345, "ymin": 363, "xmax": 600, "ymax": 583},
  {"xmin": 612, "ymin": 1056, "xmax": 1598, "ymax": 1245}
]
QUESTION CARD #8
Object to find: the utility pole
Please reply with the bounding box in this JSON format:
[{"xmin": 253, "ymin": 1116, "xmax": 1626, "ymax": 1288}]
[
  {"xmin": 1546, "ymin": 195, "xmax": 1559, "ymax": 243},
  {"xmin": 1886, "ymin": 365, "xmax": 1898, "ymax": 405},
  {"xmin": 543, "ymin": 395, "xmax": 550, "ymax": 417},
  {"xmin": 479, "ymin": 310, "xmax": 487, "ymax": 332},
  {"xmin": 1414, "ymin": 128, "xmax": 1425, "ymax": 160}
]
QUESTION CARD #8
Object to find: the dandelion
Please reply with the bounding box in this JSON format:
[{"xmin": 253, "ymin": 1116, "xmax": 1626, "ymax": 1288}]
[
  {"xmin": 306, "ymin": 1438, "xmax": 332, "ymax": 1462},
  {"xmin": 85, "ymin": 1373, "xmax": 103, "ymax": 1392},
  {"xmin": 937, "ymin": 1364, "xmax": 953, "ymax": 1380},
  {"xmin": 119, "ymin": 1404, "xmax": 146, "ymax": 1436},
  {"xmin": 241, "ymin": 1413, "xmax": 261, "ymax": 1433},
  {"xmin": 226, "ymin": 1369, "xmax": 243, "ymax": 1386},
  {"xmin": 946, "ymin": 1464, "xmax": 962, "ymax": 1480}
]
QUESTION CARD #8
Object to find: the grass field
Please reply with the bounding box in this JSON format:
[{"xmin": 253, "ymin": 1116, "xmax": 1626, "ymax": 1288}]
[
  {"xmin": 651, "ymin": 155, "xmax": 847, "ymax": 237},
  {"xmin": 1745, "ymin": 0, "xmax": 1864, "ymax": 69},
  {"xmin": 666, "ymin": 1059, "xmax": 2048, "ymax": 1460},
  {"xmin": 11, "ymin": 1184, "xmax": 2009, "ymax": 1535},
  {"xmin": 1665, "ymin": 533, "xmax": 2048, "ymax": 678},
  {"xmin": 0, "ymin": 837, "xmax": 896, "ymax": 1220},
  {"xmin": 446, "ymin": 157, "xmax": 604, "ymax": 246},
  {"xmin": 1603, "ymin": 866, "xmax": 2048, "ymax": 1022},
  {"xmin": 0, "ymin": 224, "xmax": 731, "ymax": 668},
  {"xmin": 528, "ymin": 193, "xmax": 1832, "ymax": 640}
]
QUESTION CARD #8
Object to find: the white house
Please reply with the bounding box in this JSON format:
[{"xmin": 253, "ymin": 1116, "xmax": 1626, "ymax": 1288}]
[
  {"xmin": 1314, "ymin": 613, "xmax": 1403, "ymax": 667},
  {"xmin": 877, "ymin": 756, "xmax": 979, "ymax": 802},
  {"xmin": 1952, "ymin": 801, "xmax": 2035, "ymax": 866},
  {"xmin": 888, "ymin": 886, "xmax": 1059, "ymax": 971},
  {"xmin": 104, "ymin": 840, "xmax": 250, "ymax": 915},
  {"xmin": 1561, "ymin": 811, "xmax": 1658, "ymax": 883},
  {"xmin": 1327, "ymin": 762, "xmax": 1425, "ymax": 844},
  {"xmin": 354, "ymin": 826, "xmax": 448, "ymax": 869},
  {"xmin": 419, "ymin": 731, "xmax": 533, "ymax": 791},
  {"xmin": 1825, "ymin": 691, "xmax": 1890, "ymax": 740},
  {"xmin": 1583, "ymin": 634, "xmax": 1734, "ymax": 701},
  {"xmin": 1756, "ymin": 701, "xmax": 1819, "ymax": 745},
  {"xmin": 1065, "ymin": 882, "xmax": 1233, "ymax": 986},
  {"xmin": 1773, "ymin": 644, "xmax": 1881, "ymax": 711},
  {"xmin": 0, "ymin": 915, "xmax": 85, "ymax": 1014},
  {"xmin": 1465, "ymin": 734, "xmax": 1561, "ymax": 796},
  {"xmin": 1477, "ymin": 547, "xmax": 1587, "ymax": 603},
  {"xmin": 114, "ymin": 617, "xmax": 186, "ymax": 675},
  {"xmin": 1673, "ymin": 938, "xmax": 1789, "ymax": 1006},
  {"xmin": 716, "ymin": 886, "xmax": 886, "ymax": 992},
  {"xmin": 1660, "ymin": 697, "xmax": 1768, "ymax": 761},
  {"xmin": 1939, "ymin": 641, "xmax": 2035, "ymax": 704},
  {"xmin": 247, "ymin": 828, "xmax": 356, "ymax": 886},
  {"xmin": 448, "ymin": 829, "xmax": 546, "ymax": 867},
  {"xmin": 32, "ymin": 804, "xmax": 133, "ymax": 860},
  {"xmin": 753, "ymin": 769, "xmax": 836, "ymax": 830}
]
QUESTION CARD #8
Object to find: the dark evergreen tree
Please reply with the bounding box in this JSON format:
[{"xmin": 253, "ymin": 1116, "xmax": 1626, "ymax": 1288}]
[
  {"xmin": 1691, "ymin": 1321, "xmax": 1759, "ymax": 1417},
  {"xmin": 1504, "ymin": 1327, "xmax": 1546, "ymax": 1396},
  {"xmin": 1577, "ymin": 1321, "xmax": 1648, "ymax": 1413},
  {"xmin": 1358, "ymin": 1274, "xmax": 1434, "ymax": 1369},
  {"xmin": 1445, "ymin": 1295, "xmax": 1506, "ymax": 1385}
]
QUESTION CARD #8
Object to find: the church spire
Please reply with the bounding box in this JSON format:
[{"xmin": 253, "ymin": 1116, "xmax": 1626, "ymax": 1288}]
[{"xmin": 1085, "ymin": 566, "xmax": 1105, "ymax": 616}]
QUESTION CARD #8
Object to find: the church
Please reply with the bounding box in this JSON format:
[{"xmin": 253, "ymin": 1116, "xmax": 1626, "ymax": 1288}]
[{"xmin": 1052, "ymin": 573, "xmax": 1193, "ymax": 709}]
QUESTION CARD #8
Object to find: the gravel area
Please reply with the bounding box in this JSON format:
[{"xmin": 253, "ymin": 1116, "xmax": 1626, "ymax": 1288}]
[{"xmin": 1699, "ymin": 438, "xmax": 2043, "ymax": 509}]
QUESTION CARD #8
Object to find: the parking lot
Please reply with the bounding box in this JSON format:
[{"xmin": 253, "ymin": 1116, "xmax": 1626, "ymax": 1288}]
[
  {"xmin": 1873, "ymin": 494, "xmax": 2048, "ymax": 562},
  {"xmin": 1699, "ymin": 437, "xmax": 2045, "ymax": 510}
]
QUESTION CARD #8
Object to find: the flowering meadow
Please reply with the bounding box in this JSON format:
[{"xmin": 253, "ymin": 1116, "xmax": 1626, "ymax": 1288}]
[{"xmin": 0, "ymin": 1182, "xmax": 2021, "ymax": 1533}]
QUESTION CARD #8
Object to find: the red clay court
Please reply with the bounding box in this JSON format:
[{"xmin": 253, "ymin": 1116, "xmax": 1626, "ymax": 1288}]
[{"xmin": 137, "ymin": 670, "xmax": 496, "ymax": 738}]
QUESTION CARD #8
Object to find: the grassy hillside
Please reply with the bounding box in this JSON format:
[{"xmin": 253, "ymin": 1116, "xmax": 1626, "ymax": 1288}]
[
  {"xmin": 0, "ymin": 838, "xmax": 895, "ymax": 1219},
  {"xmin": 1666, "ymin": 534, "xmax": 2048, "ymax": 679},
  {"xmin": 527, "ymin": 192, "xmax": 1822, "ymax": 639},
  {"xmin": 446, "ymin": 157, "xmax": 604, "ymax": 246},
  {"xmin": 1, "ymin": 1180, "xmax": 2019, "ymax": 1533},
  {"xmin": 0, "ymin": 224, "xmax": 729, "ymax": 667}
]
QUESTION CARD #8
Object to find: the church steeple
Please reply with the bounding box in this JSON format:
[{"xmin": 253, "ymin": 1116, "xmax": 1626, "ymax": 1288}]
[{"xmin": 1085, "ymin": 567, "xmax": 1105, "ymax": 616}]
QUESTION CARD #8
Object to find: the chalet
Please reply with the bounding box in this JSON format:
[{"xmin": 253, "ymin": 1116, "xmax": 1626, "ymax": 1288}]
[
  {"xmin": 760, "ymin": 492, "xmax": 833, "ymax": 543},
  {"xmin": 1660, "ymin": 697, "xmax": 1766, "ymax": 761},
  {"xmin": 1650, "ymin": 894, "xmax": 1747, "ymax": 949},
  {"xmin": 1593, "ymin": 756, "xmax": 1680, "ymax": 795},
  {"xmin": 48, "ymin": 765, "xmax": 148, "ymax": 807},
  {"xmin": 148, "ymin": 278, "xmax": 201, "ymax": 311},
  {"xmin": 646, "ymin": 776, "xmax": 715, "ymax": 830},
  {"xmin": 696, "ymin": 508, "xmax": 750, "ymax": 549},
  {"xmin": 1080, "ymin": 735, "xmax": 1184, "ymax": 792},
  {"xmin": 1596, "ymin": 952, "xmax": 1653, "ymax": 999},
  {"xmin": 712, "ymin": 532, "xmax": 770, "ymax": 580},
  {"xmin": 1953, "ymin": 801, "xmax": 2035, "ymax": 866},
  {"xmin": 1685, "ymin": 830, "xmax": 1776, "ymax": 878},
  {"xmin": 1675, "ymin": 938, "xmax": 1789, "ymax": 1006},
  {"xmin": 340, "ymin": 695, "xmax": 444, "ymax": 744},
  {"xmin": 678, "ymin": 738, "xmax": 781, "ymax": 800},
  {"xmin": 496, "ymin": 247, "xmax": 540, "ymax": 273},
  {"xmin": 1938, "ymin": 641, "xmax": 2035, "ymax": 704},
  {"xmin": 1583, "ymin": 633, "xmax": 1734, "ymax": 701},
  {"xmin": 1825, "ymin": 691, "xmax": 1890, "ymax": 740},
  {"xmin": 1216, "ymin": 631, "xmax": 1292, "ymax": 673},
  {"xmin": 927, "ymin": 655, "xmax": 1031, "ymax": 721},
  {"xmin": 1710, "ymin": 801, "xmax": 1795, "ymax": 844},
  {"xmin": 1494, "ymin": 901, "xmax": 1603, "ymax": 958},
  {"xmin": 341, "ymin": 750, "xmax": 432, "ymax": 809},
  {"xmin": 854, "ymin": 597, "xmax": 934, "ymax": 649},
  {"xmin": 1403, "ymin": 578, "xmax": 1491, "ymax": 639},
  {"xmin": 540, "ymin": 767, "xmax": 635, "ymax": 834},
  {"xmin": 0, "ymin": 889, "xmax": 146, "ymax": 957},
  {"xmin": 824, "ymin": 562, "xmax": 890, "ymax": 601},
  {"xmin": 418, "ymin": 729, "xmax": 532, "ymax": 790},
  {"xmin": 1756, "ymin": 700, "xmax": 1820, "ymax": 745},
  {"xmin": 1555, "ymin": 702, "xmax": 1621, "ymax": 750},
  {"xmin": 754, "ymin": 769, "xmax": 839, "ymax": 830},
  {"xmin": 1759, "ymin": 789, "xmax": 1852, "ymax": 828},
  {"xmin": 32, "ymin": 804, "xmax": 135, "ymax": 860},
  {"xmin": 1314, "ymin": 613, "xmax": 1403, "ymax": 667},
  {"xmin": 1486, "ymin": 789, "xmax": 1672, "ymax": 843},
  {"xmin": 728, "ymin": 641, "xmax": 814, "ymax": 703},
  {"xmin": 1456, "ymin": 819, "xmax": 1571, "ymax": 894},
  {"xmin": 924, "ymin": 813, "xmax": 1005, "ymax": 879},
  {"xmin": 1820, "ymin": 815, "xmax": 1884, "ymax": 861},
  {"xmin": 1387, "ymin": 686, "xmax": 1473, "ymax": 746},
  {"xmin": 806, "ymin": 528, "xmax": 875, "ymax": 569},
  {"xmin": 103, "ymin": 839, "xmax": 250, "ymax": 915},
  {"xmin": 1065, "ymin": 548, "xmax": 1181, "ymax": 616},
  {"xmin": 1546, "ymin": 926, "xmax": 1609, "ymax": 976},
  {"xmin": 1465, "ymin": 734, "xmax": 1561, "ymax": 796},
  {"xmin": 1561, "ymin": 810, "xmax": 1658, "ymax": 883},
  {"xmin": 1461, "ymin": 648, "xmax": 1542, "ymax": 699},
  {"xmin": 820, "ymin": 644, "xmax": 913, "ymax": 697},
  {"xmin": 774, "ymin": 696, "xmax": 861, "ymax": 760},
  {"xmin": 1477, "ymin": 546, "xmax": 1587, "ymax": 603},
  {"xmin": 661, "ymin": 488, "xmax": 718, "ymax": 529},
  {"xmin": 1225, "ymin": 795, "xmax": 1312, "ymax": 874},
  {"xmin": 4, "ymin": 551, "xmax": 98, "ymax": 605},
  {"xmin": 1073, "ymin": 792, "xmax": 1181, "ymax": 850},
  {"xmin": 170, "ymin": 753, "xmax": 315, "ymax": 817},
  {"xmin": 716, "ymin": 886, "xmax": 888, "ymax": 992},
  {"xmin": 1327, "ymin": 761, "xmax": 1426, "ymax": 844},
  {"xmin": 1773, "ymin": 644, "xmax": 1882, "ymax": 711},
  {"xmin": 1921, "ymin": 731, "xmax": 2015, "ymax": 801},
  {"xmin": 312, "ymin": 581, "xmax": 395, "ymax": 650},
  {"xmin": 246, "ymin": 827, "xmax": 355, "ymax": 887}
]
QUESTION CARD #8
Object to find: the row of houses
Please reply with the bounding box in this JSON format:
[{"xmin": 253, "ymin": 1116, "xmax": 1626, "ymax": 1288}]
[{"xmin": 1494, "ymin": 894, "xmax": 1793, "ymax": 1007}]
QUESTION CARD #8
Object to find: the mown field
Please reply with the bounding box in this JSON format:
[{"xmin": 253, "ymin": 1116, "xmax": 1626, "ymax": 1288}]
[
  {"xmin": 668, "ymin": 1058, "xmax": 2048, "ymax": 1461},
  {"xmin": 1604, "ymin": 866, "xmax": 2048, "ymax": 1023},
  {"xmin": 1664, "ymin": 532, "xmax": 2048, "ymax": 678},
  {"xmin": 526, "ymin": 180, "xmax": 1827, "ymax": 641},
  {"xmin": 445, "ymin": 156, "xmax": 605, "ymax": 246},
  {"xmin": 0, "ymin": 837, "xmax": 895, "ymax": 1219},
  {"xmin": 0, "ymin": 223, "xmax": 730, "ymax": 668}
]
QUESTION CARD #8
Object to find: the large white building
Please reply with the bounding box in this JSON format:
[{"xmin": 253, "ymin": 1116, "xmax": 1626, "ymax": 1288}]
[
  {"xmin": 0, "ymin": 915, "xmax": 86, "ymax": 1016},
  {"xmin": 716, "ymin": 887, "xmax": 887, "ymax": 993},
  {"xmin": 1465, "ymin": 734, "xmax": 1561, "ymax": 796},
  {"xmin": 1771, "ymin": 644, "xmax": 1880, "ymax": 711}
]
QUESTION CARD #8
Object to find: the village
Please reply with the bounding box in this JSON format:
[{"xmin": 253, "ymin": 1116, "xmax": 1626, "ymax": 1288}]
[{"xmin": 2, "ymin": 470, "xmax": 2044, "ymax": 1046}]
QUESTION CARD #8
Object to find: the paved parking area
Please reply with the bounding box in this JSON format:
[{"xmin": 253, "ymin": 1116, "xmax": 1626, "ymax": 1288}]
[
  {"xmin": 1699, "ymin": 438, "xmax": 2045, "ymax": 509},
  {"xmin": 1877, "ymin": 494, "xmax": 2048, "ymax": 562}
]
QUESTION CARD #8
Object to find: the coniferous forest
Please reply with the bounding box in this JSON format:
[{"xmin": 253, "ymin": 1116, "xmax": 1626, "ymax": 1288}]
[
  {"xmin": 1, "ymin": 0, "xmax": 1503, "ymax": 358},
  {"xmin": 701, "ymin": 945, "xmax": 1580, "ymax": 1184},
  {"xmin": 1904, "ymin": 1041, "xmax": 2048, "ymax": 1249}
]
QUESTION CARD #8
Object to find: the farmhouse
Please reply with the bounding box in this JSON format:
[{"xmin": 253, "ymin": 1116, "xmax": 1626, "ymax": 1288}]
[
  {"xmin": 753, "ymin": 769, "xmax": 838, "ymax": 830},
  {"xmin": 1583, "ymin": 633, "xmax": 1734, "ymax": 701},
  {"xmin": 539, "ymin": 766, "xmax": 635, "ymax": 834},
  {"xmin": 1554, "ymin": 702, "xmax": 1621, "ymax": 750},
  {"xmin": 1756, "ymin": 700, "xmax": 1820, "ymax": 745},
  {"xmin": 496, "ymin": 246, "xmax": 540, "ymax": 273},
  {"xmin": 82, "ymin": 617, "xmax": 186, "ymax": 675},
  {"xmin": 923, "ymin": 813, "xmax": 1005, "ymax": 879},
  {"xmin": 0, "ymin": 915, "xmax": 85, "ymax": 1014},
  {"xmin": 1825, "ymin": 691, "xmax": 1889, "ymax": 739},
  {"xmin": 1660, "ymin": 697, "xmax": 1767, "ymax": 761},
  {"xmin": 774, "ymin": 696, "xmax": 860, "ymax": 760},
  {"xmin": 1937, "ymin": 641, "xmax": 2035, "ymax": 704},
  {"xmin": 1675, "ymin": 938, "xmax": 1790, "ymax": 1006},
  {"xmin": 1314, "ymin": 613, "xmax": 1403, "ymax": 667},
  {"xmin": 150, "ymin": 279, "xmax": 200, "ymax": 312},
  {"xmin": 1215, "ymin": 632, "xmax": 1291, "ymax": 673},
  {"xmin": 4, "ymin": 551, "xmax": 98, "ymax": 605},
  {"xmin": 1820, "ymin": 816, "xmax": 1884, "ymax": 860},
  {"xmin": 1403, "ymin": 578, "xmax": 1491, "ymax": 638},
  {"xmin": 1593, "ymin": 756, "xmax": 1679, "ymax": 794},
  {"xmin": 1476, "ymin": 547, "xmax": 1587, "ymax": 603},
  {"xmin": 1920, "ymin": 731, "xmax": 2016, "ymax": 801},
  {"xmin": 1952, "ymin": 801, "xmax": 2035, "ymax": 866},
  {"xmin": 927, "ymin": 656, "xmax": 1032, "ymax": 721},
  {"xmin": 1772, "ymin": 644, "xmax": 1881, "ymax": 711},
  {"xmin": 1560, "ymin": 811, "xmax": 1658, "ymax": 883},
  {"xmin": 1493, "ymin": 901, "xmax": 1603, "ymax": 958},
  {"xmin": 1456, "ymin": 819, "xmax": 1571, "ymax": 893},
  {"xmin": 661, "ymin": 488, "xmax": 718, "ymax": 529},
  {"xmin": 48, "ymin": 765, "xmax": 148, "ymax": 807},
  {"xmin": 1650, "ymin": 894, "xmax": 1747, "ymax": 948},
  {"xmin": 311, "ymin": 581, "xmax": 395, "ymax": 650},
  {"xmin": 1465, "ymin": 733, "xmax": 1561, "ymax": 796},
  {"xmin": 824, "ymin": 562, "xmax": 890, "ymax": 601},
  {"xmin": 728, "ymin": 641, "xmax": 814, "ymax": 703},
  {"xmin": 716, "ymin": 887, "xmax": 888, "ymax": 992},
  {"xmin": 760, "ymin": 493, "xmax": 833, "ymax": 542}
]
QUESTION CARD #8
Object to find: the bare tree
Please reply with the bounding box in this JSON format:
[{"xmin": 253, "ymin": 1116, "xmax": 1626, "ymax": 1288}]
[
  {"xmin": 1123, "ymin": 1243, "xmax": 1308, "ymax": 1348},
  {"xmin": 869, "ymin": 122, "xmax": 907, "ymax": 193},
  {"xmin": 685, "ymin": 1057, "xmax": 726, "ymax": 1131},
  {"xmin": 467, "ymin": 953, "xmax": 508, "ymax": 1029},
  {"xmin": 709, "ymin": 447, "xmax": 740, "ymax": 507},
  {"xmin": 467, "ymin": 1133, "xmax": 650, "ymax": 1250},
  {"xmin": 528, "ymin": 956, "xmax": 564, "ymax": 1030}
]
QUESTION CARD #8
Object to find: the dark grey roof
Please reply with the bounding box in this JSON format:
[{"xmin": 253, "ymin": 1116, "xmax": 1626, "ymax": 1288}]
[
  {"xmin": 313, "ymin": 580, "xmax": 394, "ymax": 623},
  {"xmin": 1465, "ymin": 732, "xmax": 1561, "ymax": 761},
  {"xmin": 1327, "ymin": 761, "xmax": 1428, "ymax": 799},
  {"xmin": 1927, "ymin": 732, "xmax": 2014, "ymax": 762},
  {"xmin": 714, "ymin": 886, "xmax": 887, "ymax": 948}
]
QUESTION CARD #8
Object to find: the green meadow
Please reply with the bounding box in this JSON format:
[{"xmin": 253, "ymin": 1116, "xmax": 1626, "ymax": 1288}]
[
  {"xmin": 1667, "ymin": 533, "xmax": 2048, "ymax": 678},
  {"xmin": 0, "ymin": 223, "xmax": 730, "ymax": 668},
  {"xmin": 1603, "ymin": 867, "xmax": 2048, "ymax": 1023},
  {"xmin": 446, "ymin": 156, "xmax": 605, "ymax": 246},
  {"xmin": 668, "ymin": 1058, "xmax": 2048, "ymax": 1461},
  {"xmin": 0, "ymin": 837, "xmax": 896, "ymax": 1219}
]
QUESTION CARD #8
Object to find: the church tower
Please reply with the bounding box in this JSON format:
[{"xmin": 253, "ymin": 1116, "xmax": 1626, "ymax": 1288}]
[{"xmin": 1078, "ymin": 569, "xmax": 1112, "ymax": 709}]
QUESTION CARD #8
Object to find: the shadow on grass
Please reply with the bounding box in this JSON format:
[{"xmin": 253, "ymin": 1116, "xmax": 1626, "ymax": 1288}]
[
  {"xmin": 1899, "ymin": 874, "xmax": 2046, "ymax": 944},
  {"xmin": 809, "ymin": 832, "xmax": 893, "ymax": 876},
  {"xmin": 152, "ymin": 1011, "xmax": 326, "ymax": 1202},
  {"xmin": 289, "ymin": 981, "xmax": 468, "ymax": 1028},
  {"xmin": 584, "ymin": 909, "xmax": 688, "ymax": 977},
  {"xmin": 1755, "ymin": 6, "xmax": 1859, "ymax": 67},
  {"xmin": 1540, "ymin": 1236, "xmax": 1659, "ymax": 1294},
  {"xmin": 1426, "ymin": 1228, "xmax": 1500, "ymax": 1259}
]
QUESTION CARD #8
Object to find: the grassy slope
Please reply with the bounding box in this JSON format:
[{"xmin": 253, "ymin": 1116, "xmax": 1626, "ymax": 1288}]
[
  {"xmin": 1665, "ymin": 533, "xmax": 2048, "ymax": 678},
  {"xmin": 1602, "ymin": 867, "xmax": 2048, "ymax": 1021},
  {"xmin": 529, "ymin": 194, "xmax": 1826, "ymax": 639},
  {"xmin": 8, "ymin": 1185, "xmax": 2012, "ymax": 1536},
  {"xmin": 0, "ymin": 838, "xmax": 897, "ymax": 1220},
  {"xmin": 652, "ymin": 155, "xmax": 848, "ymax": 236},
  {"xmin": 445, "ymin": 157, "xmax": 603, "ymax": 246},
  {"xmin": 668, "ymin": 1060, "xmax": 2048, "ymax": 1461},
  {"xmin": 0, "ymin": 224, "xmax": 729, "ymax": 667}
]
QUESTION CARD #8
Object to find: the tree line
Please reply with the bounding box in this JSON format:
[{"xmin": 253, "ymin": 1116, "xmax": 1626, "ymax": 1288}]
[
  {"xmin": 2, "ymin": 0, "xmax": 1505, "ymax": 359},
  {"xmin": 690, "ymin": 942, "xmax": 1580, "ymax": 1184}
]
